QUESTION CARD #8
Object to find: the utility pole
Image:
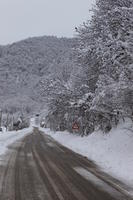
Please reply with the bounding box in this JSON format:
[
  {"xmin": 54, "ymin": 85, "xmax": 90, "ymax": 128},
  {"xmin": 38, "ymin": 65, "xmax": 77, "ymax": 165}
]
[
  {"xmin": 0, "ymin": 110, "xmax": 2, "ymax": 128},
  {"xmin": 6, "ymin": 113, "xmax": 9, "ymax": 131},
  {"xmin": 12, "ymin": 115, "xmax": 14, "ymax": 131}
]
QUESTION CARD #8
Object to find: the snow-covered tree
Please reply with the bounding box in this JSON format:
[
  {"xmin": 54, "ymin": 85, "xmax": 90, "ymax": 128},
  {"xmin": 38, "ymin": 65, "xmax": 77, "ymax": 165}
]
[{"xmin": 74, "ymin": 0, "xmax": 133, "ymax": 132}]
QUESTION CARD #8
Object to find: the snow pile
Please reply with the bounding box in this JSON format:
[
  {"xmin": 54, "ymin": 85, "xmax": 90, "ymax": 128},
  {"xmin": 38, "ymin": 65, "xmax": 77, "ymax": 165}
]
[
  {"xmin": 0, "ymin": 127, "xmax": 32, "ymax": 156},
  {"xmin": 40, "ymin": 118, "xmax": 133, "ymax": 187}
]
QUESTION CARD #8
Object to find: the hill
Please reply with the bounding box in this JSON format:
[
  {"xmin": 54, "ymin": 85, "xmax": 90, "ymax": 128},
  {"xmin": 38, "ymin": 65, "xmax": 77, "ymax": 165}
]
[{"xmin": 0, "ymin": 36, "xmax": 76, "ymax": 115}]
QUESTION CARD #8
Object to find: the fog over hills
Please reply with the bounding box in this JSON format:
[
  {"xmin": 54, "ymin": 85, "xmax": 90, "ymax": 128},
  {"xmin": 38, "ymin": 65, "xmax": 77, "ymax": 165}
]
[{"xmin": 0, "ymin": 36, "xmax": 76, "ymax": 115}]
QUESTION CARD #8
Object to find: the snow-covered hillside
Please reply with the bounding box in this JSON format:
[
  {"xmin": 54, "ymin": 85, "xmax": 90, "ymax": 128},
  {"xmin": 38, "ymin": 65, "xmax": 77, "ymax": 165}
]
[
  {"xmin": 40, "ymin": 118, "xmax": 133, "ymax": 188},
  {"xmin": 0, "ymin": 36, "xmax": 76, "ymax": 115}
]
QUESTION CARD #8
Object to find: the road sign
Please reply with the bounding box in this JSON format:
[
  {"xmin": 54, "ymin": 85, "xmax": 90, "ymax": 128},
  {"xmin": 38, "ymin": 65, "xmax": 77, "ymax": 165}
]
[{"xmin": 72, "ymin": 122, "xmax": 79, "ymax": 130}]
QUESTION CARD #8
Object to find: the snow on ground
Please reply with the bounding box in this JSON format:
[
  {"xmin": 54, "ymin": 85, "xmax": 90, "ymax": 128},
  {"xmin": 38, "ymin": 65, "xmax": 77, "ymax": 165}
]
[
  {"xmin": 74, "ymin": 167, "xmax": 120, "ymax": 198},
  {"xmin": 0, "ymin": 127, "xmax": 33, "ymax": 157},
  {"xmin": 40, "ymin": 118, "xmax": 133, "ymax": 188}
]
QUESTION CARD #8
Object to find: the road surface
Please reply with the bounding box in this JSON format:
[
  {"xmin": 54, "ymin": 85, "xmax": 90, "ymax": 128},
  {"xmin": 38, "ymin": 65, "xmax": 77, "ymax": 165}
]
[{"xmin": 0, "ymin": 128, "xmax": 132, "ymax": 200}]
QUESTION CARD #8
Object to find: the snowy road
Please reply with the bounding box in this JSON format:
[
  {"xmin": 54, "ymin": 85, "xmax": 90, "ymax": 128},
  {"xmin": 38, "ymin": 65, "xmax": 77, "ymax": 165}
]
[{"xmin": 0, "ymin": 128, "xmax": 132, "ymax": 200}]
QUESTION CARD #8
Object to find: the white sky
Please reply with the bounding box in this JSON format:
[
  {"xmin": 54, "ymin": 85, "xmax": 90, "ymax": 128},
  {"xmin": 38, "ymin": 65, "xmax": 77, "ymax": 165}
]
[{"xmin": 0, "ymin": 0, "xmax": 94, "ymax": 45}]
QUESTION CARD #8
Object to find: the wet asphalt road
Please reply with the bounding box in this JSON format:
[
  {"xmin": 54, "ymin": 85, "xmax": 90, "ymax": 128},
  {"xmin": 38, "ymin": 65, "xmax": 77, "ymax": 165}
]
[{"xmin": 0, "ymin": 128, "xmax": 132, "ymax": 200}]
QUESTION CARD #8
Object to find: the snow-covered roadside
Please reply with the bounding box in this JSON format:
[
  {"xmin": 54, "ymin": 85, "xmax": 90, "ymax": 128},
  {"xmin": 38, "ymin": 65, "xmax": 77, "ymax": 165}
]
[
  {"xmin": 0, "ymin": 127, "xmax": 33, "ymax": 157},
  {"xmin": 40, "ymin": 118, "xmax": 133, "ymax": 188}
]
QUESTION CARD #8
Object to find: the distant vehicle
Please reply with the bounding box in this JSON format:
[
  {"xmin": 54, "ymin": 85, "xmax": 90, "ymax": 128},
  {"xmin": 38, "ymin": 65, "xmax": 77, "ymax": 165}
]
[{"xmin": 35, "ymin": 114, "xmax": 40, "ymax": 127}]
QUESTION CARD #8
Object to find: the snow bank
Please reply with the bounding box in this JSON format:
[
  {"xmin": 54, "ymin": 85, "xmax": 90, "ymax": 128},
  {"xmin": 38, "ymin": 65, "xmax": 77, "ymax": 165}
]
[
  {"xmin": 0, "ymin": 127, "xmax": 32, "ymax": 156},
  {"xmin": 40, "ymin": 118, "xmax": 133, "ymax": 187}
]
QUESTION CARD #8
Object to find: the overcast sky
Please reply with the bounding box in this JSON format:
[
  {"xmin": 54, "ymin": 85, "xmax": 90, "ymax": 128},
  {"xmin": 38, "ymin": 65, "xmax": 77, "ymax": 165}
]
[{"xmin": 0, "ymin": 0, "xmax": 94, "ymax": 45}]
